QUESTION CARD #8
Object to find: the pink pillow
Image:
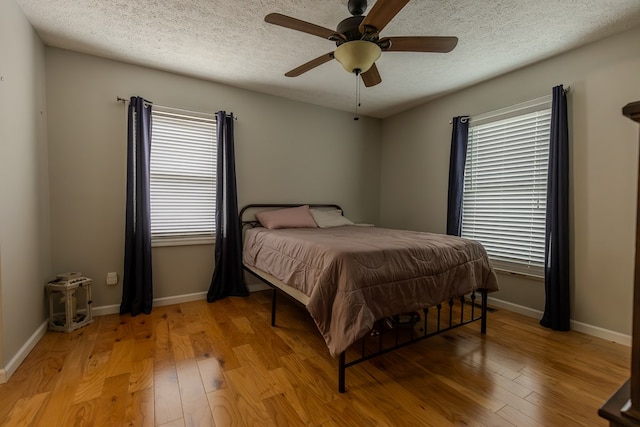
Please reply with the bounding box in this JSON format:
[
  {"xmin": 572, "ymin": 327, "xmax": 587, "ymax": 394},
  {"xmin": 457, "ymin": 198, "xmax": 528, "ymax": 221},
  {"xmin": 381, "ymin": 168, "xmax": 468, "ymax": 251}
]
[{"xmin": 255, "ymin": 205, "xmax": 318, "ymax": 229}]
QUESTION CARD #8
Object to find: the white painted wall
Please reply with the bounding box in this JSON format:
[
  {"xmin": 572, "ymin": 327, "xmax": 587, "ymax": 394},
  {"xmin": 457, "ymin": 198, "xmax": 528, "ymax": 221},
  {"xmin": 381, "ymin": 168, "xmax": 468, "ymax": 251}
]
[
  {"xmin": 0, "ymin": 0, "xmax": 51, "ymax": 370},
  {"xmin": 45, "ymin": 48, "xmax": 383, "ymax": 309},
  {"xmin": 380, "ymin": 26, "xmax": 640, "ymax": 336}
]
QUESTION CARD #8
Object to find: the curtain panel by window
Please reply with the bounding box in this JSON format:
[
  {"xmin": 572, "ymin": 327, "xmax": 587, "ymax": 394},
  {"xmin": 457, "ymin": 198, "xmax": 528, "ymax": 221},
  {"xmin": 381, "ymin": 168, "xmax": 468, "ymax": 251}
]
[
  {"xmin": 120, "ymin": 96, "xmax": 154, "ymax": 316},
  {"xmin": 207, "ymin": 111, "xmax": 248, "ymax": 301},
  {"xmin": 446, "ymin": 116, "xmax": 470, "ymax": 236},
  {"xmin": 540, "ymin": 85, "xmax": 570, "ymax": 331}
]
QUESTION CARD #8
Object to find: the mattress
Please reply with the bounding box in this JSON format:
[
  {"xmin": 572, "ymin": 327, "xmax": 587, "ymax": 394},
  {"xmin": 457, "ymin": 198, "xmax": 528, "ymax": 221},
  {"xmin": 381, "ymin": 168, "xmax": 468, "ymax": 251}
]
[{"xmin": 243, "ymin": 225, "xmax": 499, "ymax": 357}]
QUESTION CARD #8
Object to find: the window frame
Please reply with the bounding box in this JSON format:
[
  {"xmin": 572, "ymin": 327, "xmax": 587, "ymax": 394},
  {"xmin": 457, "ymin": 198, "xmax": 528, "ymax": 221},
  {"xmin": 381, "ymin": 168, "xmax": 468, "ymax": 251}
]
[
  {"xmin": 461, "ymin": 96, "xmax": 552, "ymax": 279},
  {"xmin": 149, "ymin": 105, "xmax": 217, "ymax": 247}
]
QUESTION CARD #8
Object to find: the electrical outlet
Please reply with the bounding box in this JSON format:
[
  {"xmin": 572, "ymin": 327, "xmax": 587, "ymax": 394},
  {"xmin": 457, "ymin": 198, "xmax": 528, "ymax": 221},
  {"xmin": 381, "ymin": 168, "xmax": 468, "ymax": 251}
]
[{"xmin": 106, "ymin": 272, "xmax": 118, "ymax": 286}]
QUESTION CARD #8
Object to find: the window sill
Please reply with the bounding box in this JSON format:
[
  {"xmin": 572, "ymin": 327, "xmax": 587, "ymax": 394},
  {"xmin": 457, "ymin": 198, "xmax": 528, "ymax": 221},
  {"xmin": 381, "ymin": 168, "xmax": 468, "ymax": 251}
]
[
  {"xmin": 494, "ymin": 268, "xmax": 544, "ymax": 281},
  {"xmin": 152, "ymin": 236, "xmax": 215, "ymax": 247}
]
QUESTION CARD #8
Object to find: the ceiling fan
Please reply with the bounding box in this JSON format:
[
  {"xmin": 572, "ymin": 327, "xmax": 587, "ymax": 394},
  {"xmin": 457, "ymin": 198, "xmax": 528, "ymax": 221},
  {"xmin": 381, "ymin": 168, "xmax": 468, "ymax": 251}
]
[{"xmin": 264, "ymin": 0, "xmax": 458, "ymax": 87}]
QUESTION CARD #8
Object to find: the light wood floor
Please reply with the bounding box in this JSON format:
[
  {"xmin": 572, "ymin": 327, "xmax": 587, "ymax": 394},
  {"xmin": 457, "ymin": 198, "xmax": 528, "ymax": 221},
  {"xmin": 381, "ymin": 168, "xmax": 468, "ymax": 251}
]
[{"xmin": 0, "ymin": 290, "xmax": 630, "ymax": 426}]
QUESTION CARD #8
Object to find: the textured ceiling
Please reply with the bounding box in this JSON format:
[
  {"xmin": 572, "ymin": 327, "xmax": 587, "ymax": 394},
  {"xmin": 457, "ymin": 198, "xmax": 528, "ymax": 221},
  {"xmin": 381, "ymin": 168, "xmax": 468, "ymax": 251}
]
[{"xmin": 16, "ymin": 0, "xmax": 640, "ymax": 118}]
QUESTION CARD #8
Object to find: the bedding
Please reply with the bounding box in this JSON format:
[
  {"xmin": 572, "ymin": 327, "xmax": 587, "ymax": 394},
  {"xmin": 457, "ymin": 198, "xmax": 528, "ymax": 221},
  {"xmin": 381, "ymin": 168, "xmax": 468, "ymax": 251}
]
[
  {"xmin": 254, "ymin": 204, "xmax": 317, "ymax": 229},
  {"xmin": 309, "ymin": 208, "xmax": 355, "ymax": 228},
  {"xmin": 243, "ymin": 225, "xmax": 499, "ymax": 357}
]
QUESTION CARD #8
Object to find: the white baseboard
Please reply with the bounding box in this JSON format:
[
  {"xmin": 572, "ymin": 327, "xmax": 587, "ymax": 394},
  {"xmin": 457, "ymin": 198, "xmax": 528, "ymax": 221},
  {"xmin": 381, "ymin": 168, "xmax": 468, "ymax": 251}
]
[
  {"xmin": 488, "ymin": 297, "xmax": 632, "ymax": 346},
  {"xmin": 91, "ymin": 303, "xmax": 121, "ymax": 316},
  {"xmin": 487, "ymin": 297, "xmax": 543, "ymax": 318},
  {"xmin": 1, "ymin": 320, "xmax": 48, "ymax": 383},
  {"xmin": 570, "ymin": 320, "xmax": 632, "ymax": 347},
  {"xmin": 93, "ymin": 291, "xmax": 208, "ymax": 316},
  {"xmin": 93, "ymin": 285, "xmax": 269, "ymax": 316}
]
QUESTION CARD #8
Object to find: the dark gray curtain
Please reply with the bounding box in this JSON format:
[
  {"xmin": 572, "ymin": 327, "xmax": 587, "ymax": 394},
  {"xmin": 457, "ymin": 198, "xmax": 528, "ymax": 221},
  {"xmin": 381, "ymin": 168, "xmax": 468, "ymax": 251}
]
[
  {"xmin": 120, "ymin": 96, "xmax": 153, "ymax": 316},
  {"xmin": 207, "ymin": 112, "xmax": 248, "ymax": 301},
  {"xmin": 446, "ymin": 116, "xmax": 470, "ymax": 236},
  {"xmin": 540, "ymin": 85, "xmax": 570, "ymax": 331}
]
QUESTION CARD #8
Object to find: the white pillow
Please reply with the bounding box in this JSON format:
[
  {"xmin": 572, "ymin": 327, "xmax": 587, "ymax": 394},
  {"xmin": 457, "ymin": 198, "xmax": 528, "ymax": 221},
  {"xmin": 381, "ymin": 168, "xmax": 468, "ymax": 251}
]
[{"xmin": 310, "ymin": 209, "xmax": 354, "ymax": 228}]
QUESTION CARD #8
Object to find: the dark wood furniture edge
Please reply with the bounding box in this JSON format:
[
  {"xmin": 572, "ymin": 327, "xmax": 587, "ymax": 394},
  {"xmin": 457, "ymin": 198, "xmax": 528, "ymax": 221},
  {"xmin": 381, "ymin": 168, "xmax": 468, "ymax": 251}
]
[{"xmin": 599, "ymin": 101, "xmax": 640, "ymax": 426}]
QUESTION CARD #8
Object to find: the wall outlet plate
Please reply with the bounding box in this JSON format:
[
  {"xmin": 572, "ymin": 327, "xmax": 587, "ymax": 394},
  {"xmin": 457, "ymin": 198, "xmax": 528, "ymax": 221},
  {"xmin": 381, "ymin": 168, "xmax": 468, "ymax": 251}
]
[{"xmin": 106, "ymin": 272, "xmax": 118, "ymax": 286}]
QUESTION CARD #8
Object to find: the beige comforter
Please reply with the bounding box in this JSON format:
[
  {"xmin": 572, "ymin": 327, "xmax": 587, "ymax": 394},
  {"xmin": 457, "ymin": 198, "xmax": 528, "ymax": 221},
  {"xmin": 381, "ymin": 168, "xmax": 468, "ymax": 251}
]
[{"xmin": 243, "ymin": 226, "xmax": 499, "ymax": 357}]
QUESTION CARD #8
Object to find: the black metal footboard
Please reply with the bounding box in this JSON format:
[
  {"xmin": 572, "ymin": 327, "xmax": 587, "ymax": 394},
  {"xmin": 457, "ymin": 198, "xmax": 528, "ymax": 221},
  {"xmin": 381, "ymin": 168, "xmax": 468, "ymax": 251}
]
[{"xmin": 337, "ymin": 289, "xmax": 488, "ymax": 393}]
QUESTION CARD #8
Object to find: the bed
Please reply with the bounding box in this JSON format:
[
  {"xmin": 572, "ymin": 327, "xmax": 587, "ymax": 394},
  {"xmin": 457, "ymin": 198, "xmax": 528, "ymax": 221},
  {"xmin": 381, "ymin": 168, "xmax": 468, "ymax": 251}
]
[{"xmin": 241, "ymin": 204, "xmax": 499, "ymax": 392}]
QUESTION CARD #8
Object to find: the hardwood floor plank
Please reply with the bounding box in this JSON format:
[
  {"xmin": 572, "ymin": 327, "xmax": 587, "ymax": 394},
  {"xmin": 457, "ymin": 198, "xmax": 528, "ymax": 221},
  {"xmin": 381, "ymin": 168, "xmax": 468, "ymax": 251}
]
[
  {"xmin": 154, "ymin": 366, "xmax": 184, "ymax": 425},
  {"xmin": 158, "ymin": 418, "xmax": 186, "ymax": 427},
  {"xmin": 153, "ymin": 317, "xmax": 174, "ymax": 371},
  {"xmin": 223, "ymin": 367, "xmax": 277, "ymax": 426},
  {"xmin": 231, "ymin": 344, "xmax": 282, "ymax": 400},
  {"xmin": 128, "ymin": 357, "xmax": 154, "ymax": 393},
  {"xmin": 495, "ymin": 403, "xmax": 546, "ymax": 427},
  {"xmin": 279, "ymin": 354, "xmax": 337, "ymax": 404},
  {"xmin": 2, "ymin": 391, "xmax": 49, "ymax": 427},
  {"xmin": 61, "ymin": 398, "xmax": 99, "ymax": 427},
  {"xmin": 105, "ymin": 339, "xmax": 135, "ymax": 377},
  {"xmin": 351, "ymin": 361, "xmax": 458, "ymax": 426},
  {"xmin": 0, "ymin": 291, "xmax": 630, "ymax": 427},
  {"xmin": 262, "ymin": 392, "xmax": 307, "ymax": 426},
  {"xmin": 170, "ymin": 331, "xmax": 196, "ymax": 362},
  {"xmin": 198, "ymin": 356, "xmax": 226, "ymax": 392},
  {"xmin": 175, "ymin": 358, "xmax": 215, "ymax": 427},
  {"xmin": 72, "ymin": 373, "xmax": 106, "ymax": 404},
  {"xmin": 29, "ymin": 328, "xmax": 98, "ymax": 427},
  {"xmin": 90, "ymin": 316, "xmax": 120, "ymax": 356},
  {"xmin": 268, "ymin": 366, "xmax": 330, "ymax": 425},
  {"xmin": 94, "ymin": 373, "xmax": 131, "ymax": 426},
  {"xmin": 207, "ymin": 387, "xmax": 245, "ymax": 427},
  {"xmin": 525, "ymin": 390, "xmax": 608, "ymax": 426},
  {"xmin": 232, "ymin": 316, "xmax": 256, "ymax": 335},
  {"xmin": 189, "ymin": 329, "xmax": 216, "ymax": 360},
  {"xmin": 125, "ymin": 387, "xmax": 155, "ymax": 427}
]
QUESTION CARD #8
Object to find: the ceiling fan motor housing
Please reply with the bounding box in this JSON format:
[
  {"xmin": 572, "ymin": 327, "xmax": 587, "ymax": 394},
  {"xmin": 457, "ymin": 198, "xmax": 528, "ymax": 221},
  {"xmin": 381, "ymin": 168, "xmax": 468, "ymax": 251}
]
[{"xmin": 336, "ymin": 16, "xmax": 366, "ymax": 43}]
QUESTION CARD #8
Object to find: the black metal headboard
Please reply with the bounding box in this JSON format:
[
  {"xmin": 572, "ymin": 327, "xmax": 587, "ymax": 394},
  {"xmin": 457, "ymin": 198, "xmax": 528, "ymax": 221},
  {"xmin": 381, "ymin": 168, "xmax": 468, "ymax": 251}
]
[{"xmin": 239, "ymin": 203, "xmax": 343, "ymax": 230}]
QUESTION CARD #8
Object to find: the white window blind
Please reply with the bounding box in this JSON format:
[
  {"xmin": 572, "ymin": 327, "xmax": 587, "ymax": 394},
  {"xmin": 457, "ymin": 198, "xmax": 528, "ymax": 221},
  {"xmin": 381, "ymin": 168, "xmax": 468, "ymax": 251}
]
[
  {"xmin": 150, "ymin": 107, "xmax": 216, "ymax": 242},
  {"xmin": 462, "ymin": 105, "xmax": 551, "ymax": 277}
]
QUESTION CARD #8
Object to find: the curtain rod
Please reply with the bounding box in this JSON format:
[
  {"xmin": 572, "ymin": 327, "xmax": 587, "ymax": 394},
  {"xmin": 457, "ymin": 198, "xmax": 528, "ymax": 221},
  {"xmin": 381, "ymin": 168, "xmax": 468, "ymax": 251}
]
[
  {"xmin": 116, "ymin": 97, "xmax": 237, "ymax": 120},
  {"xmin": 448, "ymin": 86, "xmax": 570, "ymax": 125}
]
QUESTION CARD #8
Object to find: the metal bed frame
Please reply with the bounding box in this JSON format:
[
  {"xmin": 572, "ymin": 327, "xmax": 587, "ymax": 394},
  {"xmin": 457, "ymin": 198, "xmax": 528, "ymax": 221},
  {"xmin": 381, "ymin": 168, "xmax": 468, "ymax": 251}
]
[{"xmin": 240, "ymin": 203, "xmax": 488, "ymax": 393}]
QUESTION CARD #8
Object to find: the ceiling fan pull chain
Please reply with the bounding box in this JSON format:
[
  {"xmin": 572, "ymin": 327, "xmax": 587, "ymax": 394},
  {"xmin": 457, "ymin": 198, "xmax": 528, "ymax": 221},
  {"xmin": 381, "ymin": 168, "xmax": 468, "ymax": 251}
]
[
  {"xmin": 358, "ymin": 73, "xmax": 362, "ymax": 108},
  {"xmin": 354, "ymin": 72, "xmax": 361, "ymax": 120}
]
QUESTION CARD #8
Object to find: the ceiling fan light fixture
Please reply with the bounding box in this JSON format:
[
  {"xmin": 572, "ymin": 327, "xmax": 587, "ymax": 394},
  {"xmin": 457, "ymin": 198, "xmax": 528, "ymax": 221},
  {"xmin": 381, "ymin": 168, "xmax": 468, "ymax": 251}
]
[{"xmin": 334, "ymin": 41, "xmax": 381, "ymax": 74}]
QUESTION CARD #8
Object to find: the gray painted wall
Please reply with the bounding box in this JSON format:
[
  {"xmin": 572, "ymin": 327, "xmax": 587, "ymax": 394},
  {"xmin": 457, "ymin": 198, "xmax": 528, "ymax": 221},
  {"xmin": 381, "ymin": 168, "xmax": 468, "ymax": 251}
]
[
  {"xmin": 379, "ymin": 26, "xmax": 640, "ymax": 336},
  {"xmin": 0, "ymin": 0, "xmax": 52, "ymax": 369},
  {"xmin": 44, "ymin": 48, "xmax": 383, "ymax": 310}
]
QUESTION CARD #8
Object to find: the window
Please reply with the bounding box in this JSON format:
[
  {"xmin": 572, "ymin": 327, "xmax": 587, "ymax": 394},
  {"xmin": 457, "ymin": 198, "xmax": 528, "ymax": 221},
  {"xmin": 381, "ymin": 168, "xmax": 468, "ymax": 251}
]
[
  {"xmin": 461, "ymin": 98, "xmax": 551, "ymax": 277},
  {"xmin": 150, "ymin": 107, "xmax": 216, "ymax": 245}
]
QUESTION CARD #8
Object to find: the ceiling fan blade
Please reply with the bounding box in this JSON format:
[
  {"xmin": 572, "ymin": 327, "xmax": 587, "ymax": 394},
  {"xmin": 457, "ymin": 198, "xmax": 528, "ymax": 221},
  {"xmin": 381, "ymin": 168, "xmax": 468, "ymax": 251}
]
[
  {"xmin": 361, "ymin": 63, "xmax": 382, "ymax": 87},
  {"xmin": 359, "ymin": 0, "xmax": 410, "ymax": 33},
  {"xmin": 265, "ymin": 13, "xmax": 336, "ymax": 40},
  {"xmin": 382, "ymin": 36, "xmax": 458, "ymax": 53},
  {"xmin": 285, "ymin": 52, "xmax": 335, "ymax": 77}
]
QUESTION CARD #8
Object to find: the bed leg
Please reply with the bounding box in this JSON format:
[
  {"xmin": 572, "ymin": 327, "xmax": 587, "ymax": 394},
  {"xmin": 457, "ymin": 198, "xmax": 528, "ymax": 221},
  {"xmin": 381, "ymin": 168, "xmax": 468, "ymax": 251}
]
[
  {"xmin": 271, "ymin": 289, "xmax": 277, "ymax": 327},
  {"xmin": 481, "ymin": 289, "xmax": 488, "ymax": 334},
  {"xmin": 338, "ymin": 352, "xmax": 346, "ymax": 393}
]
